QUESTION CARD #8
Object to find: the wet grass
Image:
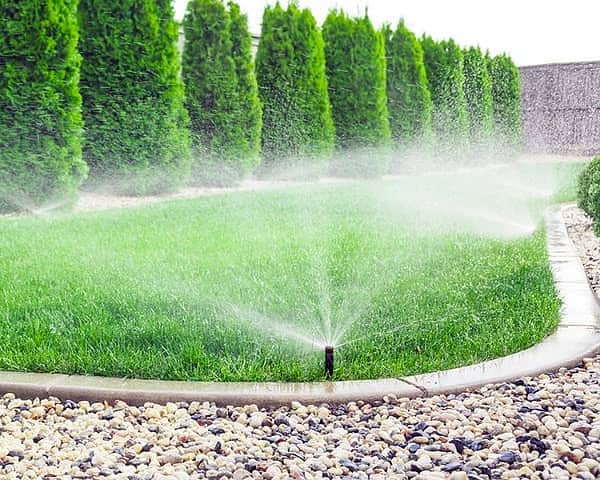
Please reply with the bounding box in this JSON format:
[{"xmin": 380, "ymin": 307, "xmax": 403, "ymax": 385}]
[{"xmin": 0, "ymin": 162, "xmax": 580, "ymax": 381}]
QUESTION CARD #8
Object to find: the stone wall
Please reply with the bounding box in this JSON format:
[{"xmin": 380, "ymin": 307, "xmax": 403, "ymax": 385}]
[{"xmin": 520, "ymin": 62, "xmax": 600, "ymax": 155}]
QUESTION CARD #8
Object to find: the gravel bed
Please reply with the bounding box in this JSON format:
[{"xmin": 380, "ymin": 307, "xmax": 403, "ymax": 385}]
[{"xmin": 0, "ymin": 356, "xmax": 598, "ymax": 480}]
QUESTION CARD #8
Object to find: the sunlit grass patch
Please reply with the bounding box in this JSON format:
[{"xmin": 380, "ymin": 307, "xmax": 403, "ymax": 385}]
[{"xmin": 0, "ymin": 162, "xmax": 579, "ymax": 381}]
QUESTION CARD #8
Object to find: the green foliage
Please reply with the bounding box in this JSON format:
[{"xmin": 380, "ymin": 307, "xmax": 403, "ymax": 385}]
[
  {"xmin": 228, "ymin": 1, "xmax": 262, "ymax": 173},
  {"xmin": 577, "ymin": 157, "xmax": 600, "ymax": 221},
  {"xmin": 323, "ymin": 10, "xmax": 391, "ymax": 176},
  {"xmin": 488, "ymin": 53, "xmax": 522, "ymax": 156},
  {"xmin": 382, "ymin": 20, "xmax": 432, "ymax": 153},
  {"xmin": 0, "ymin": 0, "xmax": 87, "ymax": 211},
  {"xmin": 421, "ymin": 36, "xmax": 469, "ymax": 158},
  {"xmin": 463, "ymin": 46, "xmax": 494, "ymax": 156},
  {"xmin": 255, "ymin": 3, "xmax": 334, "ymax": 176},
  {"xmin": 182, "ymin": 0, "xmax": 257, "ymax": 185},
  {"xmin": 78, "ymin": 0, "xmax": 191, "ymax": 194}
]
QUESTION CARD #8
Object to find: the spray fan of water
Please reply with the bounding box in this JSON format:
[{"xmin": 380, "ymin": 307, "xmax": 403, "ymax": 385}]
[
  {"xmin": 179, "ymin": 161, "xmax": 571, "ymax": 377},
  {"xmin": 0, "ymin": 159, "xmax": 576, "ymax": 380}
]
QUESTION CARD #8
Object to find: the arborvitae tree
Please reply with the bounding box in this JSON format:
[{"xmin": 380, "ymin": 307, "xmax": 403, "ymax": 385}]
[
  {"xmin": 382, "ymin": 20, "xmax": 432, "ymax": 155},
  {"xmin": 323, "ymin": 10, "xmax": 391, "ymax": 176},
  {"xmin": 183, "ymin": 0, "xmax": 253, "ymax": 185},
  {"xmin": 228, "ymin": 1, "xmax": 262, "ymax": 171},
  {"xmin": 0, "ymin": 0, "xmax": 87, "ymax": 211},
  {"xmin": 78, "ymin": 0, "xmax": 191, "ymax": 194},
  {"xmin": 255, "ymin": 3, "xmax": 334, "ymax": 176},
  {"xmin": 421, "ymin": 36, "xmax": 469, "ymax": 159},
  {"xmin": 462, "ymin": 46, "xmax": 494, "ymax": 157},
  {"xmin": 488, "ymin": 53, "xmax": 522, "ymax": 156}
]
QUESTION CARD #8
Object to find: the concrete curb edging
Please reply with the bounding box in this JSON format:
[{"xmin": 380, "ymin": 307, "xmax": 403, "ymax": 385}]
[{"xmin": 1, "ymin": 205, "xmax": 599, "ymax": 407}]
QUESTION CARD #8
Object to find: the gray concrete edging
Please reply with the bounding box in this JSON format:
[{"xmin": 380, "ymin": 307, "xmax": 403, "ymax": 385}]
[{"xmin": 0, "ymin": 204, "xmax": 599, "ymax": 407}]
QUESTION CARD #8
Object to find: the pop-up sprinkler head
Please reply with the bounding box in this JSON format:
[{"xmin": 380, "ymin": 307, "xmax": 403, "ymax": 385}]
[{"xmin": 325, "ymin": 345, "xmax": 334, "ymax": 378}]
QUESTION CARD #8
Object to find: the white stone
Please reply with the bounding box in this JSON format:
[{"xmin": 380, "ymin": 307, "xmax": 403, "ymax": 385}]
[
  {"xmin": 249, "ymin": 413, "xmax": 266, "ymax": 428},
  {"xmin": 317, "ymin": 407, "xmax": 330, "ymax": 419}
]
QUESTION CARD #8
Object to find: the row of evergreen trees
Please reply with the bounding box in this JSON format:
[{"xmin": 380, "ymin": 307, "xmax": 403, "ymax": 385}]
[
  {"xmin": 0, "ymin": 0, "xmax": 522, "ymax": 211},
  {"xmin": 1, "ymin": 0, "xmax": 193, "ymax": 210},
  {"xmin": 191, "ymin": 0, "xmax": 520, "ymax": 178},
  {"xmin": 255, "ymin": 5, "xmax": 521, "ymax": 176},
  {"xmin": 418, "ymin": 36, "xmax": 521, "ymax": 162}
]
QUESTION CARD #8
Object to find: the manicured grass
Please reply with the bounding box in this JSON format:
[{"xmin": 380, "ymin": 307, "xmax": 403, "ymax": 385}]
[{"xmin": 0, "ymin": 162, "xmax": 580, "ymax": 381}]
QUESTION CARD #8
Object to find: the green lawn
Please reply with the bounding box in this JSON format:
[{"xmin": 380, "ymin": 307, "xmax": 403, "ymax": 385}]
[{"xmin": 0, "ymin": 162, "xmax": 582, "ymax": 381}]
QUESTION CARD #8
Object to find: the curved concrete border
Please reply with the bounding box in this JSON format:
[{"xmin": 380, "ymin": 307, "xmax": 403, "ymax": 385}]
[{"xmin": 0, "ymin": 205, "xmax": 599, "ymax": 406}]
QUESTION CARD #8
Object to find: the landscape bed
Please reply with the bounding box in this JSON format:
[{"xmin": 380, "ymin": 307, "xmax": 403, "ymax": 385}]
[{"xmin": 0, "ymin": 162, "xmax": 583, "ymax": 382}]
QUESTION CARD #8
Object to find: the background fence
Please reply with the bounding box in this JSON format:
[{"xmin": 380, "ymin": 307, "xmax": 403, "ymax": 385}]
[{"xmin": 520, "ymin": 62, "xmax": 600, "ymax": 155}]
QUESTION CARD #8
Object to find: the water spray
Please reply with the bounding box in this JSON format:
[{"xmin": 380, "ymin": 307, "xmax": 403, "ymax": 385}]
[{"xmin": 324, "ymin": 345, "xmax": 334, "ymax": 378}]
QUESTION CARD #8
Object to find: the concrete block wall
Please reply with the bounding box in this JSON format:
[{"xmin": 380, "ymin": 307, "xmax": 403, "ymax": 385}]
[{"xmin": 520, "ymin": 62, "xmax": 600, "ymax": 155}]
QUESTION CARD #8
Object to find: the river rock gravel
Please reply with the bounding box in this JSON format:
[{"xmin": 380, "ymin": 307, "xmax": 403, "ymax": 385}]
[{"xmin": 0, "ymin": 356, "xmax": 598, "ymax": 480}]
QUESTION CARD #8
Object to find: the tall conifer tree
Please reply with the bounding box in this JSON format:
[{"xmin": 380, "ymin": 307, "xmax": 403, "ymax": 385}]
[
  {"xmin": 183, "ymin": 0, "xmax": 250, "ymax": 185},
  {"xmin": 79, "ymin": 0, "xmax": 191, "ymax": 194},
  {"xmin": 323, "ymin": 10, "xmax": 391, "ymax": 176},
  {"xmin": 228, "ymin": 1, "xmax": 262, "ymax": 171},
  {"xmin": 255, "ymin": 3, "xmax": 334, "ymax": 176},
  {"xmin": 489, "ymin": 53, "xmax": 522, "ymax": 156},
  {"xmin": 421, "ymin": 36, "xmax": 469, "ymax": 159},
  {"xmin": 463, "ymin": 46, "xmax": 494, "ymax": 157},
  {"xmin": 383, "ymin": 20, "xmax": 432, "ymax": 154},
  {"xmin": 0, "ymin": 0, "xmax": 87, "ymax": 211}
]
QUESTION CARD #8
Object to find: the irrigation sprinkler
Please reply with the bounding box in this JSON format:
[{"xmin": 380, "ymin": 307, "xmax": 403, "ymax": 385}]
[{"xmin": 324, "ymin": 345, "xmax": 334, "ymax": 378}]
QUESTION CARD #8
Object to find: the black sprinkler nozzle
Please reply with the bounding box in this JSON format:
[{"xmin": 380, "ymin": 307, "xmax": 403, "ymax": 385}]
[{"xmin": 325, "ymin": 345, "xmax": 334, "ymax": 378}]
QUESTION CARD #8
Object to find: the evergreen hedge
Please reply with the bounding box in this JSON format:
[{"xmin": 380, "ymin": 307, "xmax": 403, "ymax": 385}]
[
  {"xmin": 463, "ymin": 46, "xmax": 494, "ymax": 157},
  {"xmin": 229, "ymin": 1, "xmax": 262, "ymax": 173},
  {"xmin": 421, "ymin": 36, "xmax": 469, "ymax": 159},
  {"xmin": 78, "ymin": 0, "xmax": 191, "ymax": 194},
  {"xmin": 0, "ymin": 0, "xmax": 87, "ymax": 211},
  {"xmin": 182, "ymin": 0, "xmax": 257, "ymax": 185},
  {"xmin": 488, "ymin": 53, "xmax": 522, "ymax": 156},
  {"xmin": 323, "ymin": 10, "xmax": 391, "ymax": 176},
  {"xmin": 255, "ymin": 3, "xmax": 334, "ymax": 176},
  {"xmin": 382, "ymin": 20, "xmax": 432, "ymax": 154}
]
